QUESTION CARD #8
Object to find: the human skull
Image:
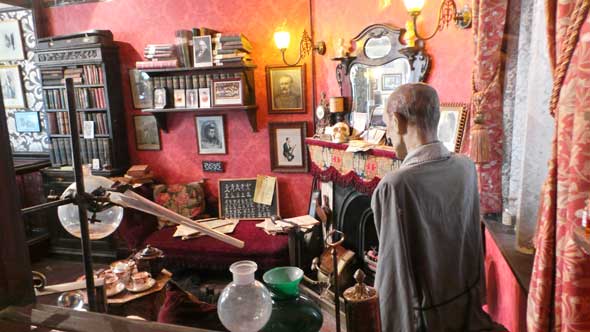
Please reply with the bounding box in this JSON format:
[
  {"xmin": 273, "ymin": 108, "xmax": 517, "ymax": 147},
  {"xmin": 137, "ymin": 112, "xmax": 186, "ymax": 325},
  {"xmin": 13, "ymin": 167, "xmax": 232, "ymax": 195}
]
[{"xmin": 332, "ymin": 122, "xmax": 350, "ymax": 143}]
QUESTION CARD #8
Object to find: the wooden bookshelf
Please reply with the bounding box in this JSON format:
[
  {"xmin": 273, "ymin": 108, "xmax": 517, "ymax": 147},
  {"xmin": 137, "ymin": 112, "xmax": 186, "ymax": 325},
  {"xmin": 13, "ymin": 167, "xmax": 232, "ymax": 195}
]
[{"xmin": 136, "ymin": 64, "xmax": 258, "ymax": 131}]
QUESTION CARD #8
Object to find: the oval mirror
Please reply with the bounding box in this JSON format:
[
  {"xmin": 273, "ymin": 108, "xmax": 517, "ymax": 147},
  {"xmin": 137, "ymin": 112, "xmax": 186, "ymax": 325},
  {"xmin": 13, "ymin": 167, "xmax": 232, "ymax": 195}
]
[{"xmin": 365, "ymin": 36, "xmax": 391, "ymax": 59}]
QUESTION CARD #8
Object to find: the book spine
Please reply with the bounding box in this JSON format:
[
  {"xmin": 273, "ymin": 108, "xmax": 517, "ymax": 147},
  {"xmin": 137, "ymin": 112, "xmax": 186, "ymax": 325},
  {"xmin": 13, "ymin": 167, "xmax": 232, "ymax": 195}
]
[
  {"xmin": 48, "ymin": 140, "xmax": 57, "ymax": 166},
  {"xmin": 80, "ymin": 138, "xmax": 88, "ymax": 164},
  {"xmin": 97, "ymin": 138, "xmax": 105, "ymax": 166},
  {"xmin": 102, "ymin": 138, "xmax": 111, "ymax": 167},
  {"xmin": 91, "ymin": 139, "xmax": 99, "ymax": 161}
]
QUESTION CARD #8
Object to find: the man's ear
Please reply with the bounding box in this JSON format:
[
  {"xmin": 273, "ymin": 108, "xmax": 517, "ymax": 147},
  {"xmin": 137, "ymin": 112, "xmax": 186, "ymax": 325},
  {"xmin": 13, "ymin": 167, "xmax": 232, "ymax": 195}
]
[{"xmin": 393, "ymin": 112, "xmax": 407, "ymax": 135}]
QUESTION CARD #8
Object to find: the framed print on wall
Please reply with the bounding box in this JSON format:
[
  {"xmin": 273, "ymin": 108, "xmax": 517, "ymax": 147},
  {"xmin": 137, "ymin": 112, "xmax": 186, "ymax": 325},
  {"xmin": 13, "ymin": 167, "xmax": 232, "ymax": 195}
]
[
  {"xmin": 0, "ymin": 65, "xmax": 26, "ymax": 109},
  {"xmin": 438, "ymin": 103, "xmax": 468, "ymax": 153},
  {"xmin": 129, "ymin": 69, "xmax": 153, "ymax": 109},
  {"xmin": 133, "ymin": 115, "xmax": 161, "ymax": 150},
  {"xmin": 266, "ymin": 64, "xmax": 306, "ymax": 114},
  {"xmin": 195, "ymin": 115, "xmax": 226, "ymax": 155},
  {"xmin": 14, "ymin": 112, "xmax": 41, "ymax": 132},
  {"xmin": 213, "ymin": 78, "xmax": 243, "ymax": 106},
  {"xmin": 268, "ymin": 121, "xmax": 308, "ymax": 173},
  {"xmin": 0, "ymin": 20, "xmax": 25, "ymax": 61}
]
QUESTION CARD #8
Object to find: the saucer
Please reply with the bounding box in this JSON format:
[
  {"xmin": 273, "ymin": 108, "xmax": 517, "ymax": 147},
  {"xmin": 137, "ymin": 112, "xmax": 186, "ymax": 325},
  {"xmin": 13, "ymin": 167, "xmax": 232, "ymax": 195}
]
[
  {"xmin": 125, "ymin": 278, "xmax": 156, "ymax": 293},
  {"xmin": 106, "ymin": 282, "xmax": 125, "ymax": 297}
]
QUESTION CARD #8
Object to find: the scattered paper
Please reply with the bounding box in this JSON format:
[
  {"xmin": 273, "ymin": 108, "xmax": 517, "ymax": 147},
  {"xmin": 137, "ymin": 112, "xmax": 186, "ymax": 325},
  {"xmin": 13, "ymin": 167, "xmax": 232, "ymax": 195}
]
[
  {"xmin": 173, "ymin": 218, "xmax": 239, "ymax": 239},
  {"xmin": 346, "ymin": 140, "xmax": 375, "ymax": 153},
  {"xmin": 352, "ymin": 112, "xmax": 368, "ymax": 133},
  {"xmin": 253, "ymin": 175, "xmax": 276, "ymax": 206},
  {"xmin": 255, "ymin": 215, "xmax": 319, "ymax": 235},
  {"xmin": 362, "ymin": 128, "xmax": 386, "ymax": 145}
]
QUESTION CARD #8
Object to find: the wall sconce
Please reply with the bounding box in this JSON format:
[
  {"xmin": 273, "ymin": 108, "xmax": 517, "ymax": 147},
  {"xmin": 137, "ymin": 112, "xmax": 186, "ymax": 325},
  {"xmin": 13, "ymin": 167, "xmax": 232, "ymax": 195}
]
[
  {"xmin": 403, "ymin": 0, "xmax": 472, "ymax": 47},
  {"xmin": 274, "ymin": 22, "xmax": 326, "ymax": 66}
]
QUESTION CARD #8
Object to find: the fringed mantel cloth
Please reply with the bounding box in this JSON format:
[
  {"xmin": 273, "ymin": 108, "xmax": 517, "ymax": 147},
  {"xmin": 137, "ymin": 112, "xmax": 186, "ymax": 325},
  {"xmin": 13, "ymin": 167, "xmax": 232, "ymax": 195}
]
[{"xmin": 305, "ymin": 138, "xmax": 401, "ymax": 194}]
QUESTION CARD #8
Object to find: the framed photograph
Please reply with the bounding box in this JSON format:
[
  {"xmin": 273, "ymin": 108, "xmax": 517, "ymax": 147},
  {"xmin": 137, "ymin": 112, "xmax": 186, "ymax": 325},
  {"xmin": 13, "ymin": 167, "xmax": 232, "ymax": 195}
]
[
  {"xmin": 193, "ymin": 35, "xmax": 213, "ymax": 67},
  {"xmin": 381, "ymin": 73, "xmax": 402, "ymax": 91},
  {"xmin": 266, "ymin": 64, "xmax": 306, "ymax": 114},
  {"xmin": 129, "ymin": 69, "xmax": 153, "ymax": 109},
  {"xmin": 0, "ymin": 65, "xmax": 26, "ymax": 109},
  {"xmin": 186, "ymin": 89, "xmax": 199, "ymax": 108},
  {"xmin": 438, "ymin": 103, "xmax": 468, "ymax": 153},
  {"xmin": 174, "ymin": 89, "xmax": 186, "ymax": 108},
  {"xmin": 195, "ymin": 115, "xmax": 226, "ymax": 154},
  {"xmin": 133, "ymin": 115, "xmax": 161, "ymax": 150},
  {"xmin": 199, "ymin": 88, "xmax": 211, "ymax": 108},
  {"xmin": 0, "ymin": 20, "xmax": 25, "ymax": 61},
  {"xmin": 14, "ymin": 112, "xmax": 40, "ymax": 132},
  {"xmin": 213, "ymin": 78, "xmax": 243, "ymax": 106},
  {"xmin": 268, "ymin": 121, "xmax": 308, "ymax": 172},
  {"xmin": 153, "ymin": 88, "xmax": 167, "ymax": 109}
]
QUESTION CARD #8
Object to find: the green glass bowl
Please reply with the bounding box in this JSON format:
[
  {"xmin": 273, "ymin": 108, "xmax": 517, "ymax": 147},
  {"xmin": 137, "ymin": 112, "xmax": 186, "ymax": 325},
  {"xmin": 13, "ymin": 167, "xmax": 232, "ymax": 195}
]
[{"xmin": 263, "ymin": 266, "xmax": 304, "ymax": 299}]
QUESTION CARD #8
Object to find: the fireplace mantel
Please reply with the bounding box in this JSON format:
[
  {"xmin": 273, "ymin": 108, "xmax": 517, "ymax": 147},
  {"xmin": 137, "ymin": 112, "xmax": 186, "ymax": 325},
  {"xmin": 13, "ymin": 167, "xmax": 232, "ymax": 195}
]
[{"xmin": 306, "ymin": 138, "xmax": 402, "ymax": 194}]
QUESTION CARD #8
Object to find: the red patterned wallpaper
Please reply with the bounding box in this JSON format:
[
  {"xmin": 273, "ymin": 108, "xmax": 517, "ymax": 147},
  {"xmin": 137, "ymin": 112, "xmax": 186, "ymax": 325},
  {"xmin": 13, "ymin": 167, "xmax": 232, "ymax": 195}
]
[{"xmin": 42, "ymin": 0, "xmax": 474, "ymax": 216}]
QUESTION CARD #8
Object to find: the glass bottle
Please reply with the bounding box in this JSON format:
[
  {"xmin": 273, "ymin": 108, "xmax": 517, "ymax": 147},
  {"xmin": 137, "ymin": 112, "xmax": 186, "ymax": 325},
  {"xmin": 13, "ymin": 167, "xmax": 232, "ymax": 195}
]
[{"xmin": 217, "ymin": 260, "xmax": 272, "ymax": 332}]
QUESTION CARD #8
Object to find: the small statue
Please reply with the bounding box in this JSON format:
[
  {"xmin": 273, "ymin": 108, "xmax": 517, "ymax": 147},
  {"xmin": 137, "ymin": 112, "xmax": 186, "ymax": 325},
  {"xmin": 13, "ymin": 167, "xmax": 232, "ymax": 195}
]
[{"xmin": 315, "ymin": 92, "xmax": 331, "ymax": 138}]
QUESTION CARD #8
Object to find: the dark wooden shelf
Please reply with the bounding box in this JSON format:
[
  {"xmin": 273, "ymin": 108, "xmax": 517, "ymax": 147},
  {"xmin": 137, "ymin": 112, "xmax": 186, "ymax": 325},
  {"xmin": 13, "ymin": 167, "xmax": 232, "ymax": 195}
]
[
  {"xmin": 141, "ymin": 105, "xmax": 258, "ymax": 132},
  {"xmin": 138, "ymin": 63, "xmax": 256, "ymax": 73},
  {"xmin": 42, "ymin": 84, "xmax": 104, "ymax": 89}
]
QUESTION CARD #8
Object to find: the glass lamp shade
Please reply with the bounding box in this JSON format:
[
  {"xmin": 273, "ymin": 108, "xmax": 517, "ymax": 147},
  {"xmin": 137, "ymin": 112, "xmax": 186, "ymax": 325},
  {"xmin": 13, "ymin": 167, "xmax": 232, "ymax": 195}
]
[
  {"xmin": 57, "ymin": 175, "xmax": 123, "ymax": 240},
  {"xmin": 217, "ymin": 261, "xmax": 273, "ymax": 332},
  {"xmin": 403, "ymin": 0, "xmax": 425, "ymax": 14},
  {"xmin": 274, "ymin": 30, "xmax": 291, "ymax": 50}
]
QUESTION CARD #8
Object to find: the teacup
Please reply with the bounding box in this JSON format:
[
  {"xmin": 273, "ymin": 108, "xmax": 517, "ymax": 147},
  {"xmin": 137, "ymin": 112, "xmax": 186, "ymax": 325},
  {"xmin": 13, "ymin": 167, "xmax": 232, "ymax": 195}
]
[
  {"xmin": 131, "ymin": 271, "xmax": 151, "ymax": 289},
  {"xmin": 113, "ymin": 262, "xmax": 131, "ymax": 285},
  {"xmin": 104, "ymin": 273, "xmax": 119, "ymax": 293}
]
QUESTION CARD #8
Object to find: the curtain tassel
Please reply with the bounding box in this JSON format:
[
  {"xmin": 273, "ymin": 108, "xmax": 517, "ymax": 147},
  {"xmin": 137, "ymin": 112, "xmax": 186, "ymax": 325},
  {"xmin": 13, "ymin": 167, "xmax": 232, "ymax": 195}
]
[{"xmin": 470, "ymin": 112, "xmax": 490, "ymax": 164}]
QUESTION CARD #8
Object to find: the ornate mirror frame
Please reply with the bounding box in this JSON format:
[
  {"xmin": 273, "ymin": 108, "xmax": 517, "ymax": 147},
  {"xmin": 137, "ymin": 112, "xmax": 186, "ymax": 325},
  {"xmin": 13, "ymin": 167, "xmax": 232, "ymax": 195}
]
[{"xmin": 332, "ymin": 24, "xmax": 430, "ymax": 130}]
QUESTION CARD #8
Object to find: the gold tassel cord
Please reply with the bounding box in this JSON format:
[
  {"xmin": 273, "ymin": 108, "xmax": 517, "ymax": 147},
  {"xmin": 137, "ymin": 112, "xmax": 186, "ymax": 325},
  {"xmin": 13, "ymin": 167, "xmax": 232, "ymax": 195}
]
[{"xmin": 469, "ymin": 69, "xmax": 499, "ymax": 164}]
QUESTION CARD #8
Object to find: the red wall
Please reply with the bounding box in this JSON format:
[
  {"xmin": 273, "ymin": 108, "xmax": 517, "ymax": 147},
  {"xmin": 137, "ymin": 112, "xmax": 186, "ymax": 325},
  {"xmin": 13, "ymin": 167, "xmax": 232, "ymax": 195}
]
[{"xmin": 42, "ymin": 0, "xmax": 473, "ymax": 217}]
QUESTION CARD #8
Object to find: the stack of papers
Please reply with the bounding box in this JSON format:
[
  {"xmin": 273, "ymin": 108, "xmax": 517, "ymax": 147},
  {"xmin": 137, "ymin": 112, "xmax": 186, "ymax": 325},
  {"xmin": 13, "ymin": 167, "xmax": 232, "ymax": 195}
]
[
  {"xmin": 173, "ymin": 218, "xmax": 239, "ymax": 240},
  {"xmin": 255, "ymin": 215, "xmax": 320, "ymax": 235}
]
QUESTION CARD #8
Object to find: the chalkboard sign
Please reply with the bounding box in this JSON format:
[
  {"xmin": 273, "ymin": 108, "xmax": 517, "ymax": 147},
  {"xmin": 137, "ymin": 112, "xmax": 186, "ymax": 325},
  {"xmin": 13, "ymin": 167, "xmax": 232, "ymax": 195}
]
[
  {"xmin": 218, "ymin": 178, "xmax": 279, "ymax": 219},
  {"xmin": 202, "ymin": 161, "xmax": 224, "ymax": 172}
]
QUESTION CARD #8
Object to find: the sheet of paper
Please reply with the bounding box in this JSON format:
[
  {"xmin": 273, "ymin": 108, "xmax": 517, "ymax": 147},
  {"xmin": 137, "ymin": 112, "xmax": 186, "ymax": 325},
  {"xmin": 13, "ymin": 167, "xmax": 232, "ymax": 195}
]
[
  {"xmin": 363, "ymin": 128, "xmax": 386, "ymax": 145},
  {"xmin": 283, "ymin": 215, "xmax": 320, "ymax": 227},
  {"xmin": 83, "ymin": 121, "xmax": 95, "ymax": 139},
  {"xmin": 346, "ymin": 139, "xmax": 374, "ymax": 152},
  {"xmin": 253, "ymin": 175, "xmax": 276, "ymax": 206},
  {"xmin": 352, "ymin": 112, "xmax": 368, "ymax": 133},
  {"xmin": 173, "ymin": 218, "xmax": 239, "ymax": 238}
]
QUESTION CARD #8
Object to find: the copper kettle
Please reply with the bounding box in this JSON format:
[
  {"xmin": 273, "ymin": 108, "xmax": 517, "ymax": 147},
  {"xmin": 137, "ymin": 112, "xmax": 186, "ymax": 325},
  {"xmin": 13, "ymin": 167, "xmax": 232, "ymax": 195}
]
[{"xmin": 134, "ymin": 245, "xmax": 165, "ymax": 277}]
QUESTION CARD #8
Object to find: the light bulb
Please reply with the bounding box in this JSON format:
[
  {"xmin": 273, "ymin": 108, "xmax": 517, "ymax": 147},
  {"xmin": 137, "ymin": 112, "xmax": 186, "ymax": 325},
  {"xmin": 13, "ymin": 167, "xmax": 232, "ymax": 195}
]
[
  {"xmin": 274, "ymin": 30, "xmax": 290, "ymax": 50},
  {"xmin": 403, "ymin": 0, "xmax": 425, "ymax": 14},
  {"xmin": 57, "ymin": 175, "xmax": 123, "ymax": 240}
]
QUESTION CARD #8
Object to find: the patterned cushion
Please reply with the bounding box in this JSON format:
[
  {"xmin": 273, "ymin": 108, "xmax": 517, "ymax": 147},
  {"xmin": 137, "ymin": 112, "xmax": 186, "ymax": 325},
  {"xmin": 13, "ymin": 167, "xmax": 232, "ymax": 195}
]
[{"xmin": 153, "ymin": 182, "xmax": 206, "ymax": 228}]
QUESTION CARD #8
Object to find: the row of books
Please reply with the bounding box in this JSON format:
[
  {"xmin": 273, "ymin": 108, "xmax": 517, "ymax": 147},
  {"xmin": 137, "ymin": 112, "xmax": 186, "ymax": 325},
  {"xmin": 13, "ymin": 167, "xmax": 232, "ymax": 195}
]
[
  {"xmin": 144, "ymin": 44, "xmax": 175, "ymax": 61},
  {"xmin": 41, "ymin": 65, "xmax": 104, "ymax": 86},
  {"xmin": 49, "ymin": 137, "xmax": 111, "ymax": 167},
  {"xmin": 44, "ymin": 87, "xmax": 106, "ymax": 109},
  {"xmin": 47, "ymin": 111, "xmax": 109, "ymax": 135},
  {"xmin": 212, "ymin": 33, "xmax": 253, "ymax": 66},
  {"xmin": 152, "ymin": 72, "xmax": 242, "ymax": 91}
]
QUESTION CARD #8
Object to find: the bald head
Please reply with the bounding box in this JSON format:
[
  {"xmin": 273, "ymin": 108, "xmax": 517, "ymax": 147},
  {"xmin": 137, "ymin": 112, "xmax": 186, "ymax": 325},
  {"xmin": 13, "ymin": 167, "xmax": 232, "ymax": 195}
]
[{"xmin": 386, "ymin": 83, "xmax": 440, "ymax": 134}]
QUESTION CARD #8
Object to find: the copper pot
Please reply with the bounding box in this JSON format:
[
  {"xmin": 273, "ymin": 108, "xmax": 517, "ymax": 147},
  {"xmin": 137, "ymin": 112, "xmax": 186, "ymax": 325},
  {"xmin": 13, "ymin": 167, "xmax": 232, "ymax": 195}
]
[{"xmin": 134, "ymin": 245, "xmax": 164, "ymax": 277}]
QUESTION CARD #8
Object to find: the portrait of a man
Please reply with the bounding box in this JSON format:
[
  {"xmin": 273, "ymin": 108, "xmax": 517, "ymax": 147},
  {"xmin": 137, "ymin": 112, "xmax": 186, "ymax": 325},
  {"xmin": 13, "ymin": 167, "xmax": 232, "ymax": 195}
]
[
  {"xmin": 267, "ymin": 65, "xmax": 305, "ymax": 113},
  {"xmin": 282, "ymin": 137, "xmax": 295, "ymax": 161},
  {"xmin": 0, "ymin": 65, "xmax": 26, "ymax": 108},
  {"xmin": 133, "ymin": 115, "xmax": 160, "ymax": 150},
  {"xmin": 275, "ymin": 128, "xmax": 302, "ymax": 166},
  {"xmin": 196, "ymin": 115, "xmax": 226, "ymax": 154},
  {"xmin": 193, "ymin": 35, "xmax": 213, "ymax": 67},
  {"xmin": 437, "ymin": 110, "xmax": 458, "ymax": 151}
]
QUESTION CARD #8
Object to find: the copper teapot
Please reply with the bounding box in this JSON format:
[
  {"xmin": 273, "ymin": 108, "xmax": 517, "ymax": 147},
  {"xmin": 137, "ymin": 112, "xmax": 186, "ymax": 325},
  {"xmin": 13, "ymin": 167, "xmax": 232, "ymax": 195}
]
[{"xmin": 134, "ymin": 245, "xmax": 165, "ymax": 277}]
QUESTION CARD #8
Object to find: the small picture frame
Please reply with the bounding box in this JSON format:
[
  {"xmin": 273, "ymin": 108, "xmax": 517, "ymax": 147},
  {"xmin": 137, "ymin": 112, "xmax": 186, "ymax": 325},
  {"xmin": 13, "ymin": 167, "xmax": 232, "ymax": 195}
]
[
  {"xmin": 199, "ymin": 88, "xmax": 211, "ymax": 108},
  {"xmin": 195, "ymin": 115, "xmax": 226, "ymax": 154},
  {"xmin": 14, "ymin": 112, "xmax": 40, "ymax": 132},
  {"xmin": 133, "ymin": 115, "xmax": 161, "ymax": 150},
  {"xmin": 153, "ymin": 88, "xmax": 167, "ymax": 109},
  {"xmin": 213, "ymin": 78, "xmax": 243, "ymax": 106},
  {"xmin": 0, "ymin": 65, "xmax": 26, "ymax": 109},
  {"xmin": 193, "ymin": 35, "xmax": 213, "ymax": 67},
  {"xmin": 266, "ymin": 64, "xmax": 306, "ymax": 114},
  {"xmin": 438, "ymin": 103, "xmax": 468, "ymax": 153},
  {"xmin": 129, "ymin": 69, "xmax": 153, "ymax": 109},
  {"xmin": 0, "ymin": 20, "xmax": 25, "ymax": 61},
  {"xmin": 381, "ymin": 73, "xmax": 403, "ymax": 91},
  {"xmin": 174, "ymin": 89, "xmax": 186, "ymax": 108},
  {"xmin": 268, "ymin": 121, "xmax": 308, "ymax": 173},
  {"xmin": 186, "ymin": 89, "xmax": 199, "ymax": 108}
]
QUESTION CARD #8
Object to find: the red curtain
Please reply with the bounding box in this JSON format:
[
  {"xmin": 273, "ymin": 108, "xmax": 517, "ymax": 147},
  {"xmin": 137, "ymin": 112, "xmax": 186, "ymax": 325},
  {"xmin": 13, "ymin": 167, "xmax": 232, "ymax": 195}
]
[
  {"xmin": 461, "ymin": 0, "xmax": 508, "ymax": 214},
  {"xmin": 527, "ymin": 1, "xmax": 590, "ymax": 330}
]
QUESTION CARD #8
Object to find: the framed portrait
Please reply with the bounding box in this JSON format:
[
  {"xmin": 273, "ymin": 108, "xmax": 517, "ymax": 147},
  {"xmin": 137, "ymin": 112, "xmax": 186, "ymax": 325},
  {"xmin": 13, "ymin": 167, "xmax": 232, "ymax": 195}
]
[
  {"xmin": 14, "ymin": 112, "xmax": 41, "ymax": 132},
  {"xmin": 153, "ymin": 88, "xmax": 167, "ymax": 109},
  {"xmin": 195, "ymin": 115, "xmax": 226, "ymax": 154},
  {"xmin": 199, "ymin": 88, "xmax": 211, "ymax": 108},
  {"xmin": 186, "ymin": 89, "xmax": 199, "ymax": 108},
  {"xmin": 381, "ymin": 73, "xmax": 402, "ymax": 91},
  {"xmin": 0, "ymin": 65, "xmax": 26, "ymax": 109},
  {"xmin": 133, "ymin": 115, "xmax": 161, "ymax": 150},
  {"xmin": 128, "ymin": 69, "xmax": 153, "ymax": 109},
  {"xmin": 268, "ymin": 121, "xmax": 308, "ymax": 173},
  {"xmin": 438, "ymin": 103, "xmax": 468, "ymax": 153},
  {"xmin": 0, "ymin": 20, "xmax": 25, "ymax": 61},
  {"xmin": 193, "ymin": 35, "xmax": 213, "ymax": 67},
  {"xmin": 266, "ymin": 64, "xmax": 305, "ymax": 114},
  {"xmin": 174, "ymin": 89, "xmax": 186, "ymax": 108},
  {"xmin": 213, "ymin": 78, "xmax": 243, "ymax": 106}
]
